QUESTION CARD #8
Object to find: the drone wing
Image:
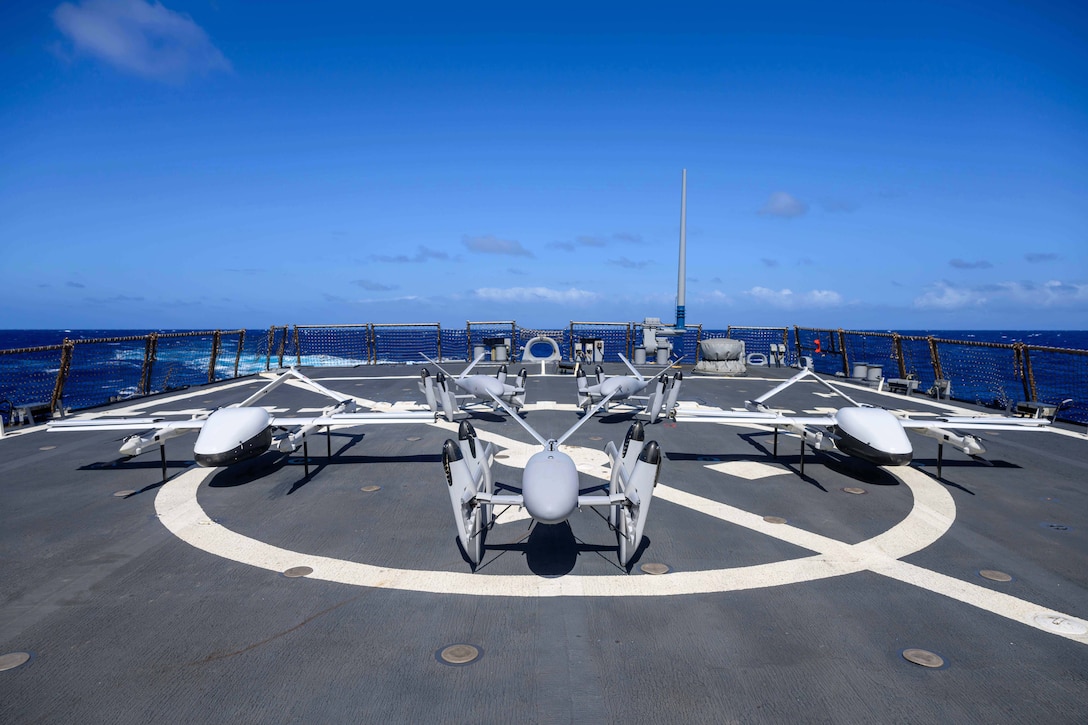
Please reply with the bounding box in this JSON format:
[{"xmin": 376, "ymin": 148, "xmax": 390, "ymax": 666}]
[
  {"xmin": 48, "ymin": 417, "xmax": 205, "ymax": 433},
  {"xmin": 486, "ymin": 390, "xmax": 618, "ymax": 447},
  {"xmin": 674, "ymin": 410, "xmax": 837, "ymax": 428},
  {"xmin": 271, "ymin": 411, "xmax": 434, "ymax": 428},
  {"xmin": 617, "ymin": 353, "xmax": 645, "ymax": 381},
  {"xmin": 898, "ymin": 415, "xmax": 1051, "ymax": 432}
]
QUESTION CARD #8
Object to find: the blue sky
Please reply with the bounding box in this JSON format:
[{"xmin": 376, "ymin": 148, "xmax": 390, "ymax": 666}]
[{"xmin": 2, "ymin": 1, "xmax": 1086, "ymax": 330}]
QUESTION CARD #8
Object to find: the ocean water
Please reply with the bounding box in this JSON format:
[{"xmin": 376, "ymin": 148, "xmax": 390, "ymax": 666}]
[{"xmin": 1, "ymin": 328, "xmax": 1086, "ymax": 423}]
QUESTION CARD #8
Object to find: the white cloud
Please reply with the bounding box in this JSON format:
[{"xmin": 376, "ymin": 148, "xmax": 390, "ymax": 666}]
[
  {"xmin": 53, "ymin": 0, "xmax": 231, "ymax": 81},
  {"xmin": 913, "ymin": 281, "xmax": 987, "ymax": 310},
  {"xmin": 462, "ymin": 234, "xmax": 534, "ymax": 257},
  {"xmin": 699, "ymin": 290, "xmax": 733, "ymax": 304},
  {"xmin": 758, "ymin": 192, "xmax": 808, "ymax": 218},
  {"xmin": 742, "ymin": 286, "xmax": 843, "ymax": 308},
  {"xmin": 472, "ymin": 287, "xmax": 599, "ymax": 304},
  {"xmin": 913, "ymin": 279, "xmax": 1088, "ymax": 310}
]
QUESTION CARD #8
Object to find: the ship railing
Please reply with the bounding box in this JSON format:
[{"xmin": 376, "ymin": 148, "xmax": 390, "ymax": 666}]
[
  {"xmin": 2, "ymin": 324, "xmax": 1086, "ymax": 425},
  {"xmin": 794, "ymin": 327, "xmax": 1088, "ymax": 424}
]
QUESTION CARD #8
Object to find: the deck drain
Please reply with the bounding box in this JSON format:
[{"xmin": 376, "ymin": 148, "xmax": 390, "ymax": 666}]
[
  {"xmin": 113, "ymin": 490, "xmax": 136, "ymax": 498},
  {"xmin": 1041, "ymin": 522, "xmax": 1071, "ymax": 532},
  {"xmin": 406, "ymin": 436, "xmax": 422, "ymax": 442},
  {"xmin": 763, "ymin": 516, "xmax": 787, "ymax": 524},
  {"xmin": 436, "ymin": 644, "xmax": 481, "ymax": 666},
  {"xmin": 39, "ymin": 445, "xmax": 56, "ymax": 451},
  {"xmin": 282, "ymin": 566, "xmax": 313, "ymax": 578},
  {"xmin": 841, "ymin": 487, "xmax": 867, "ymax": 495},
  {"xmin": 1032, "ymin": 614, "xmax": 1088, "ymax": 635},
  {"xmin": 361, "ymin": 485, "xmax": 381, "ymax": 492},
  {"xmin": 979, "ymin": 569, "xmax": 1013, "ymax": 582},
  {"xmin": 0, "ymin": 652, "xmax": 31, "ymax": 671},
  {"xmin": 901, "ymin": 648, "xmax": 946, "ymax": 669},
  {"xmin": 640, "ymin": 563, "xmax": 670, "ymax": 575},
  {"xmin": 494, "ymin": 453, "xmax": 510, "ymax": 460}
]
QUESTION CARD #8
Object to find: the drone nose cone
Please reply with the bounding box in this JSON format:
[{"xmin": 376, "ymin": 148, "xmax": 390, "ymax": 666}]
[
  {"xmin": 834, "ymin": 407, "xmax": 913, "ymax": 465},
  {"xmin": 193, "ymin": 407, "xmax": 273, "ymax": 467},
  {"xmin": 522, "ymin": 450, "xmax": 579, "ymax": 524},
  {"xmin": 458, "ymin": 420, "xmax": 477, "ymax": 440}
]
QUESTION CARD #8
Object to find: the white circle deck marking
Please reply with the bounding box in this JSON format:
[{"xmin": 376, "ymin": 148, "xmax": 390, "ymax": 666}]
[{"xmin": 152, "ymin": 421, "xmax": 1088, "ymax": 645}]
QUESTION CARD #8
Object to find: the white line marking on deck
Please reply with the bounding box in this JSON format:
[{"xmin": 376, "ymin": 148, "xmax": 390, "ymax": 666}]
[{"xmin": 153, "ymin": 431, "xmax": 1088, "ymax": 645}]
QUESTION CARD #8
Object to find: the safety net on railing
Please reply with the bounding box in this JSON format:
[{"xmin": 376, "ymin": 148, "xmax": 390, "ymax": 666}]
[
  {"xmin": 1025, "ymin": 345, "xmax": 1088, "ymax": 423},
  {"xmin": 293, "ymin": 324, "xmax": 371, "ymax": 366},
  {"xmin": 370, "ymin": 324, "xmax": 440, "ymax": 364},
  {"xmin": 466, "ymin": 321, "xmax": 518, "ymax": 363},
  {"xmin": 0, "ymin": 344, "xmax": 67, "ymax": 424},
  {"xmin": 4, "ymin": 324, "xmax": 1086, "ymax": 425},
  {"xmin": 726, "ymin": 326, "xmax": 793, "ymax": 365},
  {"xmin": 569, "ymin": 322, "xmax": 632, "ymax": 362}
]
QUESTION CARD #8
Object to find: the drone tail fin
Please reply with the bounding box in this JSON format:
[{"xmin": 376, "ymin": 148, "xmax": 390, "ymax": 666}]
[
  {"xmin": 510, "ymin": 368, "xmax": 529, "ymax": 409},
  {"xmin": 442, "ymin": 434, "xmax": 489, "ymax": 566},
  {"xmin": 644, "ymin": 374, "xmax": 667, "ymax": 423},
  {"xmin": 436, "ymin": 372, "xmax": 464, "ymax": 420},
  {"xmin": 445, "ymin": 421, "xmax": 495, "ymax": 565},
  {"xmin": 612, "ymin": 437, "xmax": 661, "ymax": 566},
  {"xmin": 663, "ymin": 371, "xmax": 683, "ymax": 419},
  {"xmin": 576, "ymin": 367, "xmax": 592, "ymax": 408},
  {"xmin": 418, "ymin": 369, "xmax": 439, "ymax": 414}
]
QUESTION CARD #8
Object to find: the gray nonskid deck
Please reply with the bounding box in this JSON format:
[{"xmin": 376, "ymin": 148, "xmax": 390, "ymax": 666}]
[{"xmin": 2, "ymin": 364, "xmax": 1087, "ymax": 723}]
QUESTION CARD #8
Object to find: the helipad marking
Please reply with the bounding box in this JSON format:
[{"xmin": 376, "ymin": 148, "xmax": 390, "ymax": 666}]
[
  {"xmin": 705, "ymin": 460, "xmax": 787, "ymax": 480},
  {"xmin": 151, "ymin": 405, "xmax": 1088, "ymax": 645}
]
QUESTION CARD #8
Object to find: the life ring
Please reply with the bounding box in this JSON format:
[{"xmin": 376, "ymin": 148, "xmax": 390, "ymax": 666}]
[
  {"xmin": 746, "ymin": 353, "xmax": 767, "ymax": 367},
  {"xmin": 521, "ymin": 336, "xmax": 562, "ymax": 363}
]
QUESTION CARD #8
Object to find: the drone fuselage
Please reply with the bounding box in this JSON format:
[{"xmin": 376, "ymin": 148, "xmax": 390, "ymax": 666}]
[
  {"xmin": 521, "ymin": 447, "xmax": 580, "ymax": 524},
  {"xmin": 831, "ymin": 407, "xmax": 913, "ymax": 466},
  {"xmin": 457, "ymin": 375, "xmax": 510, "ymax": 400},
  {"xmin": 598, "ymin": 375, "xmax": 648, "ymax": 401},
  {"xmin": 192, "ymin": 407, "xmax": 273, "ymax": 467}
]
